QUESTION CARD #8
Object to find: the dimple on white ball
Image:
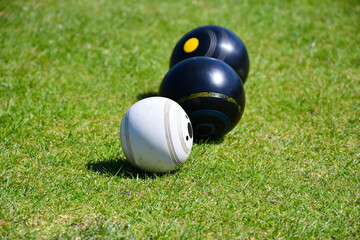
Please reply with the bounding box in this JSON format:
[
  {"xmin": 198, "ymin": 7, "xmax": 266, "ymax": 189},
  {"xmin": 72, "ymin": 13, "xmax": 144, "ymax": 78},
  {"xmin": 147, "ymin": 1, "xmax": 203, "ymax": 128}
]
[{"xmin": 120, "ymin": 97, "xmax": 193, "ymax": 173}]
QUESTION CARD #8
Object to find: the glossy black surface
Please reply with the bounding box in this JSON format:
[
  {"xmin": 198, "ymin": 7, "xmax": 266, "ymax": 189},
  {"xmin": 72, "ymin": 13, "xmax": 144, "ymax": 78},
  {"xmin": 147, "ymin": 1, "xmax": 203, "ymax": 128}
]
[
  {"xmin": 170, "ymin": 25, "xmax": 250, "ymax": 84},
  {"xmin": 160, "ymin": 57, "xmax": 245, "ymax": 139}
]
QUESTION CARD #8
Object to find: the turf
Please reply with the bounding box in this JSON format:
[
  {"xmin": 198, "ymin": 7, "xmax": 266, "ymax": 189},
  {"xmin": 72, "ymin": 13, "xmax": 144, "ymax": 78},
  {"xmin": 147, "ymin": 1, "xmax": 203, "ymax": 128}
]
[{"xmin": 1, "ymin": 0, "xmax": 359, "ymax": 238}]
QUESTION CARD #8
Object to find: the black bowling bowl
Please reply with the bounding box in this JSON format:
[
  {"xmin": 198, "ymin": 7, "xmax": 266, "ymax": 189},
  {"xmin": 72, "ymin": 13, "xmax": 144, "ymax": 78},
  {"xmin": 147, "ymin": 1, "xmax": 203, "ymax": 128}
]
[
  {"xmin": 169, "ymin": 25, "xmax": 250, "ymax": 84},
  {"xmin": 160, "ymin": 57, "xmax": 245, "ymax": 139}
]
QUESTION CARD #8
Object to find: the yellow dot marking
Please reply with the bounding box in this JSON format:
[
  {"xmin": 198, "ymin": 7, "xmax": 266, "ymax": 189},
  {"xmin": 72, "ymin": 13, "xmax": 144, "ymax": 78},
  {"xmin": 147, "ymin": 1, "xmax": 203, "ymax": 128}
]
[{"xmin": 183, "ymin": 38, "xmax": 199, "ymax": 53}]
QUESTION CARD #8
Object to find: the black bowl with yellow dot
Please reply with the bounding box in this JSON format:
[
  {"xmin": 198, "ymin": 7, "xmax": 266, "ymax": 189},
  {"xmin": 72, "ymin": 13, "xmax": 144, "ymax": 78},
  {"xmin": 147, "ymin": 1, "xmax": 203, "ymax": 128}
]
[{"xmin": 169, "ymin": 25, "xmax": 250, "ymax": 84}]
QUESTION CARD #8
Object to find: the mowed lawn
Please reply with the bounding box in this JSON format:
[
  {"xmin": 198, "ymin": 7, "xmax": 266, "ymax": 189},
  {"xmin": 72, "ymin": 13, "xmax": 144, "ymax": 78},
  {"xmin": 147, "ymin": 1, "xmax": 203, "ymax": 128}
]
[{"xmin": 0, "ymin": 0, "xmax": 359, "ymax": 238}]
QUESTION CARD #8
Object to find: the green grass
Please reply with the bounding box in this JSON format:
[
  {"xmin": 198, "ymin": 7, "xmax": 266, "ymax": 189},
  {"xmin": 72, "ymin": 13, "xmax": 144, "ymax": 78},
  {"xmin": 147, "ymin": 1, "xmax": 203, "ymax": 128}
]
[{"xmin": 1, "ymin": 0, "xmax": 359, "ymax": 238}]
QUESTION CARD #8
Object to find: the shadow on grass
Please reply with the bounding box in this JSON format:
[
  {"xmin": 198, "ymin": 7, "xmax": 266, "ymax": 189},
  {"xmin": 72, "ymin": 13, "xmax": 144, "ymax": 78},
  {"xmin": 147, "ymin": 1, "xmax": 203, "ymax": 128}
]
[
  {"xmin": 136, "ymin": 91, "xmax": 159, "ymax": 101},
  {"xmin": 87, "ymin": 156, "xmax": 163, "ymax": 179},
  {"xmin": 194, "ymin": 137, "xmax": 224, "ymax": 145}
]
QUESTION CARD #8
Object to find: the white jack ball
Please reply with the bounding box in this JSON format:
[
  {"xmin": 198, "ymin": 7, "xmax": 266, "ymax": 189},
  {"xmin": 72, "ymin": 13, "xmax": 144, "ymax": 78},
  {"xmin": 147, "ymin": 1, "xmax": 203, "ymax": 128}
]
[{"xmin": 120, "ymin": 97, "xmax": 193, "ymax": 173}]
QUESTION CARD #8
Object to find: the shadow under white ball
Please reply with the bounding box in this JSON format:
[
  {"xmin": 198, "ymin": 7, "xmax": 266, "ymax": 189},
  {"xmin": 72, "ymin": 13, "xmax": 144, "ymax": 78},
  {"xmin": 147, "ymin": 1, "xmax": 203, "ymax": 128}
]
[{"xmin": 120, "ymin": 97, "xmax": 193, "ymax": 173}]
